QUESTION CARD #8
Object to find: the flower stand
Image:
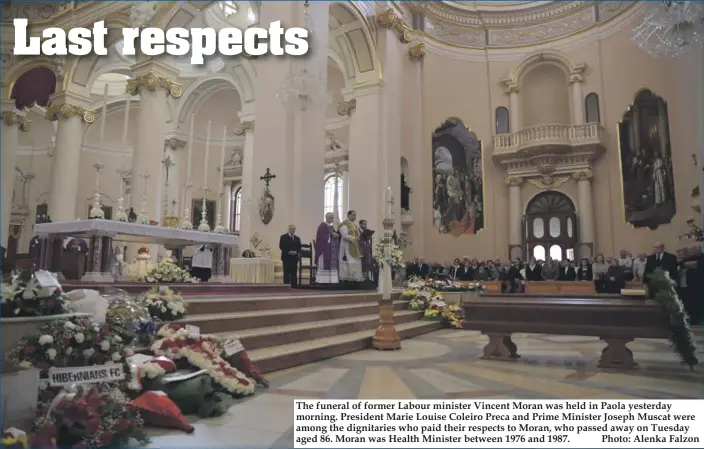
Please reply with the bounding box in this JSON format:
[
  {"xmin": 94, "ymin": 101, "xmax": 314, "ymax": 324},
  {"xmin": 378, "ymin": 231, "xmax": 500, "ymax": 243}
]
[{"xmin": 0, "ymin": 312, "xmax": 92, "ymax": 429}]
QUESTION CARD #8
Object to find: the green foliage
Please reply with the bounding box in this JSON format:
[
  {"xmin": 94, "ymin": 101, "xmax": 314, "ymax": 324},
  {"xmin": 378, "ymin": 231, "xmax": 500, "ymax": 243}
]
[{"xmin": 647, "ymin": 268, "xmax": 699, "ymax": 369}]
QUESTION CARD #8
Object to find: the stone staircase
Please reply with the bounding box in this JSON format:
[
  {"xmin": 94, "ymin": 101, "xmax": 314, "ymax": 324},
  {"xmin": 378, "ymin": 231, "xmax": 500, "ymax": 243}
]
[{"xmin": 178, "ymin": 292, "xmax": 441, "ymax": 373}]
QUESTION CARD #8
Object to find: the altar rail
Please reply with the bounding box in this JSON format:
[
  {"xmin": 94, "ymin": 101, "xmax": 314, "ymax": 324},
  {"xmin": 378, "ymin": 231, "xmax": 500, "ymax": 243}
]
[{"xmin": 492, "ymin": 123, "xmax": 604, "ymax": 153}]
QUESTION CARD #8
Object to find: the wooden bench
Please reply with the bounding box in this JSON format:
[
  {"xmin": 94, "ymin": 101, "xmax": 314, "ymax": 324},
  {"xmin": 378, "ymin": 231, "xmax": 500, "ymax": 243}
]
[
  {"xmin": 524, "ymin": 280, "xmax": 596, "ymax": 295},
  {"xmin": 461, "ymin": 294, "xmax": 670, "ymax": 369},
  {"xmin": 456, "ymin": 280, "xmax": 501, "ymax": 293}
]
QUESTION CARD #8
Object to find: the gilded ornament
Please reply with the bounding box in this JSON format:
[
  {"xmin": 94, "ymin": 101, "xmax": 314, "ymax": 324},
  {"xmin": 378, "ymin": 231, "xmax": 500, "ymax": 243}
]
[
  {"xmin": 408, "ymin": 41, "xmax": 426, "ymax": 61},
  {"xmin": 569, "ymin": 64, "xmax": 586, "ymax": 84},
  {"xmin": 337, "ymin": 99, "xmax": 356, "ymax": 117},
  {"xmin": 501, "ymin": 78, "xmax": 519, "ymax": 94},
  {"xmin": 527, "ymin": 175, "xmax": 571, "ymax": 191},
  {"xmin": 375, "ymin": 8, "xmax": 413, "ymax": 44},
  {"xmin": 1, "ymin": 111, "xmax": 31, "ymax": 132},
  {"xmin": 126, "ymin": 72, "xmax": 183, "ymax": 98},
  {"xmin": 44, "ymin": 104, "xmax": 95, "ymax": 123}
]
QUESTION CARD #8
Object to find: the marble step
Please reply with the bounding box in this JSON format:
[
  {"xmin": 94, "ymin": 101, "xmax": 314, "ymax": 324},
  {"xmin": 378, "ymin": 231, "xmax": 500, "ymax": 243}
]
[
  {"xmin": 176, "ymin": 300, "xmax": 408, "ymax": 334},
  {"xmin": 186, "ymin": 292, "xmax": 382, "ymax": 315},
  {"xmin": 215, "ymin": 310, "xmax": 424, "ymax": 350},
  {"xmin": 249, "ymin": 320, "xmax": 444, "ymax": 373}
]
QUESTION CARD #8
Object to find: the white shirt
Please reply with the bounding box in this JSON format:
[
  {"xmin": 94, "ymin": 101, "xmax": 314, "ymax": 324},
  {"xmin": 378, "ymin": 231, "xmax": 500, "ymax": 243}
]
[
  {"xmin": 192, "ymin": 245, "xmax": 213, "ymax": 269},
  {"xmin": 633, "ymin": 258, "xmax": 646, "ymax": 279},
  {"xmin": 618, "ymin": 257, "xmax": 633, "ymax": 268}
]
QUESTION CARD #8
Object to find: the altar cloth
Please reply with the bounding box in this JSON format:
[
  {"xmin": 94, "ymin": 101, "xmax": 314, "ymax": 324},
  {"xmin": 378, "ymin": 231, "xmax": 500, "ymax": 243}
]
[{"xmin": 229, "ymin": 258, "xmax": 275, "ymax": 284}]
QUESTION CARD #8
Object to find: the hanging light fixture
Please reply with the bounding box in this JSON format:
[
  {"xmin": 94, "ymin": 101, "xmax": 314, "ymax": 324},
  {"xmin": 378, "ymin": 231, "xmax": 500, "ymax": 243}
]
[
  {"xmin": 632, "ymin": 1, "xmax": 704, "ymax": 58},
  {"xmin": 276, "ymin": 1, "xmax": 327, "ymax": 111}
]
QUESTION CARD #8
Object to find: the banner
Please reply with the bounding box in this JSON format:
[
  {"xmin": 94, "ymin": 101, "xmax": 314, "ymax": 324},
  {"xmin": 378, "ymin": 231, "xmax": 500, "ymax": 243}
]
[
  {"xmin": 48, "ymin": 364, "xmax": 125, "ymax": 387},
  {"xmin": 294, "ymin": 399, "xmax": 703, "ymax": 448}
]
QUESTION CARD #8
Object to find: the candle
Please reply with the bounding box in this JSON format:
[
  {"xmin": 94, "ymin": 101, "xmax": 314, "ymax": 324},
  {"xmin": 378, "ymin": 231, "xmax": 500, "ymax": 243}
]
[
  {"xmin": 203, "ymin": 120, "xmax": 212, "ymax": 189},
  {"xmin": 385, "ymin": 186, "xmax": 392, "ymax": 217},
  {"xmin": 121, "ymin": 95, "xmax": 130, "ymax": 146},
  {"xmin": 218, "ymin": 126, "xmax": 227, "ymax": 190},
  {"xmin": 100, "ymin": 83, "xmax": 108, "ymax": 144},
  {"xmin": 185, "ymin": 114, "xmax": 194, "ymax": 183}
]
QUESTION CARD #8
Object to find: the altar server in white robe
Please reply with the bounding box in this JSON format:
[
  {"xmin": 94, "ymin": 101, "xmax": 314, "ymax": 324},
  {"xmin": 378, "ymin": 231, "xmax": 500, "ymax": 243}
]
[
  {"xmin": 338, "ymin": 210, "xmax": 364, "ymax": 282},
  {"xmin": 191, "ymin": 245, "xmax": 213, "ymax": 281}
]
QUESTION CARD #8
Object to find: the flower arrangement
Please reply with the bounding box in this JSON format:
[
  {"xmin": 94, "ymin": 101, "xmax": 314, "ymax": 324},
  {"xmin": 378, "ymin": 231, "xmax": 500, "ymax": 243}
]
[
  {"xmin": 1, "ymin": 269, "xmax": 69, "ymax": 317},
  {"xmin": 30, "ymin": 384, "xmax": 149, "ymax": 449},
  {"xmin": 373, "ymin": 239, "xmax": 405, "ymax": 270},
  {"xmin": 647, "ymin": 268, "xmax": 699, "ymax": 369},
  {"xmin": 138, "ymin": 286, "xmax": 187, "ymax": 321},
  {"xmin": 423, "ymin": 302, "xmax": 465, "ymax": 329},
  {"xmin": 150, "ymin": 325, "xmax": 256, "ymax": 396},
  {"xmin": 2, "ymin": 428, "xmax": 28, "ymax": 449},
  {"xmin": 7, "ymin": 316, "xmax": 127, "ymax": 375},
  {"xmin": 141, "ymin": 259, "xmax": 198, "ymax": 284},
  {"xmin": 681, "ymin": 217, "xmax": 704, "ymax": 241}
]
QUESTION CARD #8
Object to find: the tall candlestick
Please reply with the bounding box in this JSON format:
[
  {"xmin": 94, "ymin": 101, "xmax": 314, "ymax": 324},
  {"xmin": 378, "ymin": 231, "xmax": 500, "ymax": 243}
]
[
  {"xmin": 203, "ymin": 120, "xmax": 211, "ymax": 189},
  {"xmin": 218, "ymin": 126, "xmax": 227, "ymax": 189},
  {"xmin": 121, "ymin": 95, "xmax": 130, "ymax": 146},
  {"xmin": 385, "ymin": 186, "xmax": 393, "ymax": 217},
  {"xmin": 100, "ymin": 83, "xmax": 108, "ymax": 144}
]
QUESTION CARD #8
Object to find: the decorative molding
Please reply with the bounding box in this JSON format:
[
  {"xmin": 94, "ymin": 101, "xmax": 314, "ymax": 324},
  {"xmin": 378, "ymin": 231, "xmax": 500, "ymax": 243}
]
[
  {"xmin": 572, "ymin": 169, "xmax": 593, "ymax": 182},
  {"xmin": 504, "ymin": 176, "xmax": 524, "ymax": 187},
  {"xmin": 1, "ymin": 110, "xmax": 31, "ymax": 132},
  {"xmin": 337, "ymin": 99, "xmax": 357, "ymax": 116},
  {"xmin": 164, "ymin": 137, "xmax": 186, "ymax": 151},
  {"xmin": 375, "ymin": 8, "xmax": 413, "ymax": 44},
  {"xmin": 568, "ymin": 64, "xmax": 587, "ymax": 84},
  {"xmin": 408, "ymin": 41, "xmax": 426, "ymax": 61},
  {"xmin": 527, "ymin": 176, "xmax": 571, "ymax": 191},
  {"xmin": 126, "ymin": 72, "xmax": 183, "ymax": 98},
  {"xmin": 45, "ymin": 104, "xmax": 96, "ymax": 123},
  {"xmin": 501, "ymin": 78, "xmax": 519, "ymax": 94},
  {"xmin": 233, "ymin": 123, "xmax": 254, "ymax": 136}
]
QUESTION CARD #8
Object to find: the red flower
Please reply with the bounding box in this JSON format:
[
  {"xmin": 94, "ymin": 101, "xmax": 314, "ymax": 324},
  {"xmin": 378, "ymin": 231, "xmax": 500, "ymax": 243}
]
[
  {"xmin": 93, "ymin": 336, "xmax": 101, "ymax": 344},
  {"xmin": 24, "ymin": 345, "xmax": 36, "ymax": 354},
  {"xmin": 55, "ymin": 287, "xmax": 62, "ymax": 294},
  {"xmin": 102, "ymin": 327, "xmax": 109, "ymax": 336},
  {"xmin": 85, "ymin": 417, "xmax": 101, "ymax": 433},
  {"xmin": 99, "ymin": 431, "xmax": 113, "ymax": 446},
  {"xmin": 114, "ymin": 418, "xmax": 129, "ymax": 431},
  {"xmin": 46, "ymin": 299, "xmax": 56, "ymax": 308}
]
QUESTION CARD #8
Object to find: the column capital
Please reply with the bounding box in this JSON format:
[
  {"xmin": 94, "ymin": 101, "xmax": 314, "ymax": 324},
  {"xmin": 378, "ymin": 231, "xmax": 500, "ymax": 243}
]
[
  {"xmin": 504, "ymin": 176, "xmax": 524, "ymax": 187},
  {"xmin": 337, "ymin": 99, "xmax": 357, "ymax": 116},
  {"xmin": 126, "ymin": 72, "xmax": 182, "ymax": 98},
  {"xmin": 45, "ymin": 103, "xmax": 95, "ymax": 123},
  {"xmin": 501, "ymin": 78, "xmax": 519, "ymax": 94},
  {"xmin": 572, "ymin": 169, "xmax": 593, "ymax": 181},
  {"xmin": 350, "ymin": 83, "xmax": 383, "ymax": 99},
  {"xmin": 164, "ymin": 137, "xmax": 186, "ymax": 151},
  {"xmin": 233, "ymin": 123, "xmax": 254, "ymax": 136},
  {"xmin": 1, "ymin": 110, "xmax": 31, "ymax": 132},
  {"xmin": 237, "ymin": 109, "xmax": 255, "ymax": 124},
  {"xmin": 408, "ymin": 41, "xmax": 426, "ymax": 62},
  {"xmin": 569, "ymin": 64, "xmax": 587, "ymax": 84},
  {"xmin": 375, "ymin": 8, "xmax": 413, "ymax": 44}
]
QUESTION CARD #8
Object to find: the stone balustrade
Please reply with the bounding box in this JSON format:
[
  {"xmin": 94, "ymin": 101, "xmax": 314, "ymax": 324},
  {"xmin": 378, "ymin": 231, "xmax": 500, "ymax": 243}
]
[{"xmin": 493, "ymin": 123, "xmax": 604, "ymax": 153}]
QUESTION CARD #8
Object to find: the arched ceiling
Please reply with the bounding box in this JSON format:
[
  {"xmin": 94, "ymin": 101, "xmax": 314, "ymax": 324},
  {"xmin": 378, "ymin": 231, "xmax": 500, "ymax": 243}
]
[{"xmin": 412, "ymin": 1, "xmax": 637, "ymax": 48}]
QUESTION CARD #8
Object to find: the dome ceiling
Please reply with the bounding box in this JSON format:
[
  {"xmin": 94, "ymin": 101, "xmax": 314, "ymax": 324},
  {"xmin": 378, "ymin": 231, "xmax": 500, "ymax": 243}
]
[{"xmin": 411, "ymin": 1, "xmax": 636, "ymax": 48}]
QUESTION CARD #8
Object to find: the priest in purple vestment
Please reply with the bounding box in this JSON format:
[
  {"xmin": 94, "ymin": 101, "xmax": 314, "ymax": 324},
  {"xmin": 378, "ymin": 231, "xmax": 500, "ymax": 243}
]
[{"xmin": 315, "ymin": 212, "xmax": 340, "ymax": 284}]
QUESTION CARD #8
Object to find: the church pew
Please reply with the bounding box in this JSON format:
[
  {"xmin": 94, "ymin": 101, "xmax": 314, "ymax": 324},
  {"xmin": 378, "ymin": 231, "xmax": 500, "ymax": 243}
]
[
  {"xmin": 524, "ymin": 280, "xmax": 596, "ymax": 295},
  {"xmin": 456, "ymin": 280, "xmax": 501, "ymax": 293},
  {"xmin": 461, "ymin": 294, "xmax": 670, "ymax": 369}
]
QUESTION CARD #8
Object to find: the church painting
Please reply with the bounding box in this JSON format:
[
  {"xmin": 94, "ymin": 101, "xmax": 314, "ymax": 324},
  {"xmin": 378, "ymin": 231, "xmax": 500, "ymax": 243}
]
[
  {"xmin": 431, "ymin": 117, "xmax": 484, "ymax": 235},
  {"xmin": 618, "ymin": 89, "xmax": 676, "ymax": 229}
]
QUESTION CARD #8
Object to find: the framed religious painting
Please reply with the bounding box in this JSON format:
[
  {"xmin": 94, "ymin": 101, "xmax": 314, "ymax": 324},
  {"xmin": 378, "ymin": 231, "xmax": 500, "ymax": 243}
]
[
  {"xmin": 192, "ymin": 199, "xmax": 216, "ymax": 230},
  {"xmin": 618, "ymin": 89, "xmax": 676, "ymax": 229},
  {"xmin": 431, "ymin": 117, "xmax": 485, "ymax": 235}
]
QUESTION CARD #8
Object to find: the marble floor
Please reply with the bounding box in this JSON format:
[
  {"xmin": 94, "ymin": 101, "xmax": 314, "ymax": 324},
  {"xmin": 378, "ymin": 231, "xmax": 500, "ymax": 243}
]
[{"xmin": 145, "ymin": 328, "xmax": 704, "ymax": 448}]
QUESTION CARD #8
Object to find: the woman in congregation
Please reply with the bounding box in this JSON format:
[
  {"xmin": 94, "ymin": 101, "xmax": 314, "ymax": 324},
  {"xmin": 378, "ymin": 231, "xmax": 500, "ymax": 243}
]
[
  {"xmin": 541, "ymin": 257, "xmax": 560, "ymax": 281},
  {"xmin": 592, "ymin": 253, "xmax": 609, "ymax": 293},
  {"xmin": 577, "ymin": 258, "xmax": 593, "ymax": 281}
]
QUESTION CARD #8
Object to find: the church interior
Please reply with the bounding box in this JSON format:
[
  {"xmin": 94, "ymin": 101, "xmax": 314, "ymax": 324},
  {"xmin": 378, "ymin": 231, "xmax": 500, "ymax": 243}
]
[{"xmin": 1, "ymin": 1, "xmax": 703, "ymax": 447}]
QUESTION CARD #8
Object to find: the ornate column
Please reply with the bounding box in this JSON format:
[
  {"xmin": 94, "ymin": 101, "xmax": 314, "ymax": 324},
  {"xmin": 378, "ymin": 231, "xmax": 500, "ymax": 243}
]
[
  {"xmin": 569, "ymin": 66, "xmax": 586, "ymax": 125},
  {"xmin": 341, "ymin": 169, "xmax": 349, "ymax": 215},
  {"xmin": 163, "ymin": 137, "xmax": 185, "ymax": 218},
  {"xmin": 573, "ymin": 170, "xmax": 595, "ymax": 258},
  {"xmin": 505, "ymin": 176, "xmax": 523, "ymax": 259},
  {"xmin": 222, "ymin": 183, "xmax": 232, "ymax": 230},
  {"xmin": 45, "ymin": 94, "xmax": 96, "ymax": 222},
  {"xmin": 126, "ymin": 64, "xmax": 182, "ymax": 227},
  {"xmin": 234, "ymin": 118, "xmax": 255, "ymax": 249},
  {"xmin": 1, "ymin": 105, "xmax": 29, "ymax": 247},
  {"xmin": 502, "ymin": 80, "xmax": 521, "ymax": 132},
  {"xmin": 408, "ymin": 39, "xmax": 426, "ymax": 256}
]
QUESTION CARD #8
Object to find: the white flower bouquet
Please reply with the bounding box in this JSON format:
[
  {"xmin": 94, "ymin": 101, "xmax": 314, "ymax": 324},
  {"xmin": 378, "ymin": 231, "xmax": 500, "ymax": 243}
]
[
  {"xmin": 373, "ymin": 239, "xmax": 405, "ymax": 270},
  {"xmin": 138, "ymin": 286, "xmax": 188, "ymax": 321},
  {"xmin": 1, "ymin": 268, "xmax": 69, "ymax": 317},
  {"xmin": 141, "ymin": 259, "xmax": 198, "ymax": 284}
]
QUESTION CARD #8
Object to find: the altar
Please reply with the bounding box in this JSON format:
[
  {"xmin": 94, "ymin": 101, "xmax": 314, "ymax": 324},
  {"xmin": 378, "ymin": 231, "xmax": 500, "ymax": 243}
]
[
  {"xmin": 229, "ymin": 258, "xmax": 276, "ymax": 284},
  {"xmin": 33, "ymin": 219, "xmax": 239, "ymax": 282}
]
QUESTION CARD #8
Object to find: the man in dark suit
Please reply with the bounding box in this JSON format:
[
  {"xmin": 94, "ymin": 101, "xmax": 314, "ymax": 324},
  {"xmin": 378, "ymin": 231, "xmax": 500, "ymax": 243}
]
[
  {"xmin": 418, "ymin": 258, "xmax": 430, "ymax": 279},
  {"xmin": 644, "ymin": 241, "xmax": 678, "ymax": 284},
  {"xmin": 279, "ymin": 224, "xmax": 302, "ymax": 287}
]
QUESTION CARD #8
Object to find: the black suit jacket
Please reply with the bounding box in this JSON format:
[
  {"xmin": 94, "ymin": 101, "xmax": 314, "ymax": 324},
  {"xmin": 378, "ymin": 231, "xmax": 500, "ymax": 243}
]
[
  {"xmin": 418, "ymin": 264, "xmax": 430, "ymax": 278},
  {"xmin": 644, "ymin": 252, "xmax": 678, "ymax": 283},
  {"xmin": 458, "ymin": 266, "xmax": 474, "ymax": 281},
  {"xmin": 279, "ymin": 234, "xmax": 302, "ymax": 263},
  {"xmin": 525, "ymin": 264, "xmax": 542, "ymax": 281},
  {"xmin": 448, "ymin": 265, "xmax": 462, "ymax": 280}
]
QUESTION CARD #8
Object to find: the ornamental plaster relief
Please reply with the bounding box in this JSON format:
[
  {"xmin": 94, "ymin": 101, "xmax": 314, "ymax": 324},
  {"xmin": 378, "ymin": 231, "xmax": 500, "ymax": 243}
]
[{"xmin": 488, "ymin": 10, "xmax": 593, "ymax": 46}]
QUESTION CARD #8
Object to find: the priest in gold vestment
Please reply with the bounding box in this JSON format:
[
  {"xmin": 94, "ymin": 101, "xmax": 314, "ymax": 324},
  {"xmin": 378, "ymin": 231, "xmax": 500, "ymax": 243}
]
[{"xmin": 338, "ymin": 210, "xmax": 364, "ymax": 282}]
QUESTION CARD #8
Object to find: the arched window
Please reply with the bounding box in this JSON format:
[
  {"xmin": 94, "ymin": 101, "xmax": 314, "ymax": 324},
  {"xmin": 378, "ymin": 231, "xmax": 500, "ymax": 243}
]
[
  {"xmin": 324, "ymin": 175, "xmax": 343, "ymax": 220},
  {"xmin": 585, "ymin": 93, "xmax": 600, "ymax": 124},
  {"xmin": 231, "ymin": 186, "xmax": 242, "ymax": 232},
  {"xmin": 524, "ymin": 192, "xmax": 578, "ymax": 261},
  {"xmin": 495, "ymin": 107, "xmax": 510, "ymax": 134}
]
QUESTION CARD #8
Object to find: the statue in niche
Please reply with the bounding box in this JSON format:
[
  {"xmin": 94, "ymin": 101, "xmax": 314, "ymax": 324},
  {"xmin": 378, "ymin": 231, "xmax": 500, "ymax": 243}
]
[
  {"xmin": 618, "ymin": 89, "xmax": 676, "ymax": 229},
  {"xmin": 431, "ymin": 117, "xmax": 484, "ymax": 235},
  {"xmin": 400, "ymin": 174, "xmax": 412, "ymax": 211}
]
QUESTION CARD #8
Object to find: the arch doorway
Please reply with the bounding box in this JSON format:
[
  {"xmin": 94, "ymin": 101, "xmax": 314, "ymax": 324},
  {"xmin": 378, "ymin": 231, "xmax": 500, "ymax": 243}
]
[{"xmin": 524, "ymin": 192, "xmax": 578, "ymax": 262}]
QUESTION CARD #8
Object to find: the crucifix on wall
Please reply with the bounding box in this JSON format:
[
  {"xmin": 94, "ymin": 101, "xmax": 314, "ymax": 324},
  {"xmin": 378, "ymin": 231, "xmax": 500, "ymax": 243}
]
[
  {"xmin": 260, "ymin": 168, "xmax": 276, "ymax": 188},
  {"xmin": 258, "ymin": 168, "xmax": 276, "ymax": 225}
]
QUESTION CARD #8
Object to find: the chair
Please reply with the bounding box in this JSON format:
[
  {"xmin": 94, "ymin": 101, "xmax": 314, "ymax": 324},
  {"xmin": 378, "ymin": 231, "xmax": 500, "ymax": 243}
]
[{"xmin": 299, "ymin": 241, "xmax": 317, "ymax": 284}]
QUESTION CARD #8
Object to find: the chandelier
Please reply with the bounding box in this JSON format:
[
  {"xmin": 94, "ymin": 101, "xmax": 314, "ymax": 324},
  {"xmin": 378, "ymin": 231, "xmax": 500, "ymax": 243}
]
[
  {"xmin": 275, "ymin": 1, "xmax": 327, "ymax": 111},
  {"xmin": 632, "ymin": 1, "xmax": 704, "ymax": 57}
]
